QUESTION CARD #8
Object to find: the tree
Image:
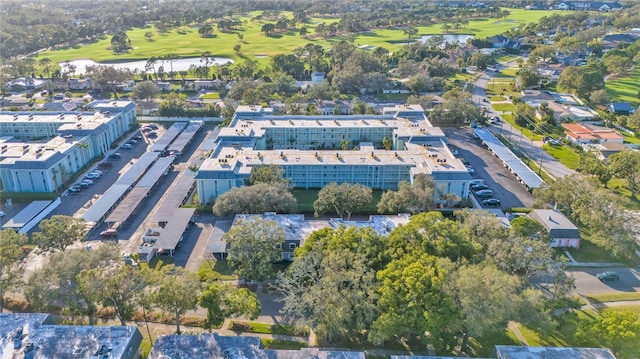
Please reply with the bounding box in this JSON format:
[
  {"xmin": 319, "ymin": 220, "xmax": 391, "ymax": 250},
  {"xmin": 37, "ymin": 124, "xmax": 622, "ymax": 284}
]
[
  {"xmin": 609, "ymin": 150, "xmax": 640, "ymax": 197},
  {"xmin": 24, "ymin": 244, "xmax": 120, "ymax": 324},
  {"xmin": 111, "ymin": 31, "xmax": 130, "ymax": 52},
  {"xmin": 144, "ymin": 31, "xmax": 154, "ymax": 42},
  {"xmin": 247, "ymin": 164, "xmax": 289, "ymax": 186},
  {"xmin": 576, "ymin": 309, "xmax": 640, "ymax": 355},
  {"xmin": 382, "ymin": 136, "xmax": 392, "ymax": 151},
  {"xmin": 277, "ymin": 249, "xmax": 379, "ymax": 341},
  {"xmin": 0, "ymin": 229, "xmax": 27, "ymax": 313},
  {"xmin": 589, "ymin": 89, "xmax": 610, "ymax": 107},
  {"xmin": 403, "ymin": 26, "xmax": 418, "ymax": 40},
  {"xmin": 85, "ymin": 65, "xmax": 132, "ymax": 98},
  {"xmin": 38, "ymin": 58, "xmax": 52, "ymax": 78},
  {"xmin": 299, "ymin": 26, "xmax": 308, "ymax": 38},
  {"xmin": 518, "ymin": 66, "xmax": 542, "ymax": 89},
  {"xmin": 377, "ymin": 173, "xmax": 436, "ymax": 214},
  {"xmin": 447, "ymin": 264, "xmax": 523, "ymax": 354},
  {"xmin": 132, "ymin": 81, "xmax": 161, "ymax": 101},
  {"xmin": 150, "ymin": 265, "xmax": 201, "ymax": 334},
  {"xmin": 261, "ymin": 23, "xmax": 276, "ymax": 35},
  {"xmin": 369, "ymin": 253, "xmax": 458, "ymax": 351},
  {"xmin": 198, "ymin": 25, "xmax": 214, "ymax": 38},
  {"xmin": 528, "ymin": 45, "xmax": 556, "ymax": 64},
  {"xmin": 233, "ymin": 44, "xmax": 242, "ymax": 55},
  {"xmin": 223, "ymin": 218, "xmax": 284, "ymax": 282},
  {"xmin": 32, "ymin": 215, "xmax": 86, "ymax": 253},
  {"xmin": 314, "ymin": 182, "xmax": 373, "ymax": 219},
  {"xmin": 198, "ymin": 283, "xmax": 261, "ymax": 329},
  {"xmin": 78, "ymin": 265, "xmax": 145, "ymax": 326},
  {"xmin": 212, "ymin": 183, "xmax": 297, "ymax": 216}
]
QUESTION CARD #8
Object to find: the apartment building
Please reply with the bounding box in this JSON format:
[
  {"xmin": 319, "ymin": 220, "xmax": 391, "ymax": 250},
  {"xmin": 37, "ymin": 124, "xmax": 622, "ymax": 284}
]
[{"xmin": 195, "ymin": 105, "xmax": 471, "ymax": 203}]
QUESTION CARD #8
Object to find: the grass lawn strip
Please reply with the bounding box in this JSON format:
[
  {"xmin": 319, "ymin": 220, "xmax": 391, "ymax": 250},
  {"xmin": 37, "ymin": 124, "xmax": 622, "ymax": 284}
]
[
  {"xmin": 229, "ymin": 320, "xmax": 306, "ymax": 336},
  {"xmin": 260, "ymin": 339, "xmax": 308, "ymax": 350},
  {"xmin": 542, "ymin": 144, "xmax": 580, "ymax": 170},
  {"xmin": 586, "ymin": 293, "xmax": 640, "ymax": 304},
  {"xmin": 606, "ymin": 67, "xmax": 640, "ymax": 107}
]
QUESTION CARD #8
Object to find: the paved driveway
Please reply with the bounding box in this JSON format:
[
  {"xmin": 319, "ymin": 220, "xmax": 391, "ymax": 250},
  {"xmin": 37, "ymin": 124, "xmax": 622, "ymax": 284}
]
[
  {"xmin": 445, "ymin": 128, "xmax": 534, "ymax": 209},
  {"xmin": 569, "ymin": 267, "xmax": 640, "ymax": 295}
]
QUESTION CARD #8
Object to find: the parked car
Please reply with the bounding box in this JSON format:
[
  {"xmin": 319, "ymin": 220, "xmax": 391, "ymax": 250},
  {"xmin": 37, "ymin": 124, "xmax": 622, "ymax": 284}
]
[
  {"xmin": 466, "ymin": 166, "xmax": 475, "ymax": 174},
  {"xmin": 78, "ymin": 182, "xmax": 90, "ymax": 189},
  {"xmin": 69, "ymin": 185, "xmax": 82, "ymax": 193},
  {"xmin": 482, "ymin": 198, "xmax": 501, "ymax": 206},
  {"xmin": 98, "ymin": 162, "xmax": 114, "ymax": 168},
  {"xmin": 121, "ymin": 144, "xmax": 133, "ymax": 149},
  {"xmin": 128, "ymin": 139, "xmax": 137, "ymax": 144},
  {"xmin": 80, "ymin": 179, "xmax": 93, "ymax": 185},
  {"xmin": 471, "ymin": 183, "xmax": 488, "ymax": 191},
  {"xmin": 85, "ymin": 173, "xmax": 100, "ymax": 180},
  {"xmin": 100, "ymin": 229, "xmax": 117, "ymax": 238},
  {"xmin": 470, "ymin": 179, "xmax": 484, "ymax": 186},
  {"xmin": 596, "ymin": 271, "xmax": 619, "ymax": 282},
  {"xmin": 92, "ymin": 170, "xmax": 103, "ymax": 175},
  {"xmin": 109, "ymin": 153, "xmax": 122, "ymax": 159},
  {"xmin": 475, "ymin": 189, "xmax": 493, "ymax": 198},
  {"xmin": 134, "ymin": 135, "xmax": 143, "ymax": 140},
  {"xmin": 147, "ymin": 132, "xmax": 158, "ymax": 138},
  {"xmin": 148, "ymin": 123, "xmax": 159, "ymax": 130},
  {"xmin": 0, "ymin": 211, "xmax": 5, "ymax": 217}
]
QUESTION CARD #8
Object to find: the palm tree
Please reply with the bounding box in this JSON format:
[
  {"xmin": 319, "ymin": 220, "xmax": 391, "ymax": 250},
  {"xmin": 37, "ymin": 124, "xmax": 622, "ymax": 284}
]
[
  {"xmin": 39, "ymin": 58, "xmax": 52, "ymax": 78},
  {"xmin": 340, "ymin": 139, "xmax": 351, "ymax": 150},
  {"xmin": 77, "ymin": 141, "xmax": 91, "ymax": 167}
]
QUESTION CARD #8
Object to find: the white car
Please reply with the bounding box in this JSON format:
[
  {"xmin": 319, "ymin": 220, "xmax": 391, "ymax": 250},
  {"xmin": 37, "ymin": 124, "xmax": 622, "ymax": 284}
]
[
  {"xmin": 0, "ymin": 210, "xmax": 5, "ymax": 218},
  {"xmin": 85, "ymin": 173, "xmax": 100, "ymax": 180},
  {"xmin": 466, "ymin": 166, "xmax": 475, "ymax": 174}
]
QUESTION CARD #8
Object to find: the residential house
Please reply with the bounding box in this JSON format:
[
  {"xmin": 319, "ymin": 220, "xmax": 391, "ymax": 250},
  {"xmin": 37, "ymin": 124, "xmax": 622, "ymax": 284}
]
[
  {"xmin": 154, "ymin": 81, "xmax": 173, "ymax": 92},
  {"xmin": 536, "ymin": 102, "xmax": 598, "ymax": 123},
  {"xmin": 311, "ymin": 72, "xmax": 326, "ymax": 84},
  {"xmin": 67, "ymin": 78, "xmax": 92, "ymax": 90},
  {"xmin": 4, "ymin": 77, "xmax": 45, "ymax": 92},
  {"xmin": 607, "ymin": 102, "xmax": 635, "ymax": 115},
  {"xmin": 527, "ymin": 209, "xmax": 581, "ymax": 248},
  {"xmin": 592, "ymin": 141, "xmax": 629, "ymax": 161},
  {"xmin": 562, "ymin": 123, "xmax": 624, "ymax": 145},
  {"xmin": 485, "ymin": 35, "xmax": 520, "ymax": 49},
  {"xmin": 556, "ymin": 1, "xmax": 622, "ymax": 11}
]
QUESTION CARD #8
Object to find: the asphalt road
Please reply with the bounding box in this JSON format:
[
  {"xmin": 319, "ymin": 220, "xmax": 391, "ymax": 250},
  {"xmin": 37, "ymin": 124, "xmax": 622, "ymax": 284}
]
[
  {"xmin": 568, "ymin": 267, "xmax": 640, "ymax": 295},
  {"xmin": 445, "ymin": 128, "xmax": 534, "ymax": 209},
  {"xmin": 469, "ymin": 62, "xmax": 575, "ymax": 179}
]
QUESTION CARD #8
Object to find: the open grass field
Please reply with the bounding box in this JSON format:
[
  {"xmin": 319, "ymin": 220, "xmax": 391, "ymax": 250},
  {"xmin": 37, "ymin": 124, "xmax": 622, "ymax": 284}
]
[
  {"xmin": 517, "ymin": 307, "xmax": 640, "ymax": 359},
  {"xmin": 542, "ymin": 144, "xmax": 580, "ymax": 170},
  {"xmin": 491, "ymin": 103, "xmax": 515, "ymax": 112},
  {"xmin": 38, "ymin": 9, "xmax": 565, "ymax": 67},
  {"xmin": 606, "ymin": 68, "xmax": 640, "ymax": 107}
]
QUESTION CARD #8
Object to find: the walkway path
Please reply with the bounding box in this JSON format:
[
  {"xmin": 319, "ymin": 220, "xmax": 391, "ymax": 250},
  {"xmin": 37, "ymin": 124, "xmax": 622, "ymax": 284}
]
[
  {"xmin": 470, "ymin": 60, "xmax": 575, "ymax": 179},
  {"xmin": 508, "ymin": 321, "xmax": 528, "ymax": 345}
]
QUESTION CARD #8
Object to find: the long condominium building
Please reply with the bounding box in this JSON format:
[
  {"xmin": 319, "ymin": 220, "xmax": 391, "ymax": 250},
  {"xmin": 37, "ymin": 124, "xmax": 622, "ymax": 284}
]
[
  {"xmin": 0, "ymin": 101, "xmax": 136, "ymax": 192},
  {"xmin": 195, "ymin": 104, "xmax": 471, "ymax": 203}
]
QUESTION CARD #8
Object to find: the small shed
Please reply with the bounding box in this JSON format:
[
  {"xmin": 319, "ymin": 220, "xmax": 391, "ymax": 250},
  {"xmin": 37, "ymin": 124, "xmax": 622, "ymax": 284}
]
[{"xmin": 527, "ymin": 209, "xmax": 581, "ymax": 248}]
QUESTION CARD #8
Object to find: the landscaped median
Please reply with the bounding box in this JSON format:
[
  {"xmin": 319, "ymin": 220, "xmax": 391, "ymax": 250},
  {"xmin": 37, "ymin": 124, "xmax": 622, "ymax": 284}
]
[{"xmin": 585, "ymin": 293, "xmax": 640, "ymax": 304}]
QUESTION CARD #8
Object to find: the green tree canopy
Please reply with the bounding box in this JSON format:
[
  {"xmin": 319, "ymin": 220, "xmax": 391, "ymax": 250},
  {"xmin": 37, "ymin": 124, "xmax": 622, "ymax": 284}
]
[
  {"xmin": 198, "ymin": 283, "xmax": 261, "ymax": 329},
  {"xmin": 313, "ymin": 182, "xmax": 372, "ymax": 219},
  {"xmin": 32, "ymin": 215, "xmax": 87, "ymax": 253},
  {"xmin": 223, "ymin": 217, "xmax": 285, "ymax": 282},
  {"xmin": 0, "ymin": 229, "xmax": 27, "ymax": 312},
  {"xmin": 212, "ymin": 183, "xmax": 297, "ymax": 216},
  {"xmin": 150, "ymin": 265, "xmax": 201, "ymax": 334}
]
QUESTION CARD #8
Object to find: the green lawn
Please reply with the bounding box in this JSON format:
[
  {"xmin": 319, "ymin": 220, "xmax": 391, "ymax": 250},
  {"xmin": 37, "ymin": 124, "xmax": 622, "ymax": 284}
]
[
  {"xmin": 606, "ymin": 67, "xmax": 640, "ymax": 107},
  {"xmin": 292, "ymin": 189, "xmax": 383, "ymax": 215},
  {"xmin": 468, "ymin": 329, "xmax": 521, "ymax": 357},
  {"xmin": 489, "ymin": 95, "xmax": 506, "ymax": 101},
  {"xmin": 261, "ymin": 339, "xmax": 308, "ymax": 350},
  {"xmin": 37, "ymin": 9, "xmax": 565, "ymax": 70},
  {"xmin": 517, "ymin": 307, "xmax": 640, "ymax": 359},
  {"xmin": 566, "ymin": 234, "xmax": 622, "ymax": 264},
  {"xmin": 197, "ymin": 259, "xmax": 237, "ymax": 281},
  {"xmin": 200, "ymin": 92, "xmax": 220, "ymax": 99},
  {"xmin": 229, "ymin": 321, "xmax": 307, "ymax": 336},
  {"xmin": 492, "ymin": 103, "xmax": 515, "ymax": 112},
  {"xmin": 542, "ymin": 144, "xmax": 580, "ymax": 170},
  {"xmin": 586, "ymin": 292, "xmax": 640, "ymax": 304},
  {"xmin": 623, "ymin": 134, "xmax": 640, "ymax": 145},
  {"xmin": 500, "ymin": 114, "xmax": 544, "ymax": 141}
]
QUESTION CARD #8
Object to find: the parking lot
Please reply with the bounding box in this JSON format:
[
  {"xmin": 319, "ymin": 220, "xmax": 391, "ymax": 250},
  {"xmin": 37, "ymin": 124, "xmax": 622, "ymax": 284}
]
[{"xmin": 444, "ymin": 128, "xmax": 535, "ymax": 209}]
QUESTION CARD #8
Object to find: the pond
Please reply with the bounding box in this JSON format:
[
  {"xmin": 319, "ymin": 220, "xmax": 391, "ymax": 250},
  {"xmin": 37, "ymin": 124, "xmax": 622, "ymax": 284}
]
[
  {"xmin": 59, "ymin": 57, "xmax": 234, "ymax": 75},
  {"xmin": 420, "ymin": 34, "xmax": 475, "ymax": 44}
]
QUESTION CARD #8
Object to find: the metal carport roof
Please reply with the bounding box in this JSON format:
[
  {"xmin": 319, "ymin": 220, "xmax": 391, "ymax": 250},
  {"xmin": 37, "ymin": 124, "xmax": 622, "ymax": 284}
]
[
  {"xmin": 136, "ymin": 157, "xmax": 174, "ymax": 188},
  {"xmin": 151, "ymin": 172, "xmax": 195, "ymax": 223},
  {"xmin": 2, "ymin": 200, "xmax": 52, "ymax": 229},
  {"xmin": 106, "ymin": 187, "xmax": 150, "ymax": 223},
  {"xmin": 82, "ymin": 184, "xmax": 130, "ymax": 222},
  {"xmin": 168, "ymin": 121, "xmax": 203, "ymax": 153},
  {"xmin": 155, "ymin": 208, "xmax": 195, "ymax": 252},
  {"xmin": 115, "ymin": 152, "xmax": 160, "ymax": 185},
  {"xmin": 473, "ymin": 127, "xmax": 544, "ymax": 189},
  {"xmin": 150, "ymin": 122, "xmax": 187, "ymax": 152}
]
